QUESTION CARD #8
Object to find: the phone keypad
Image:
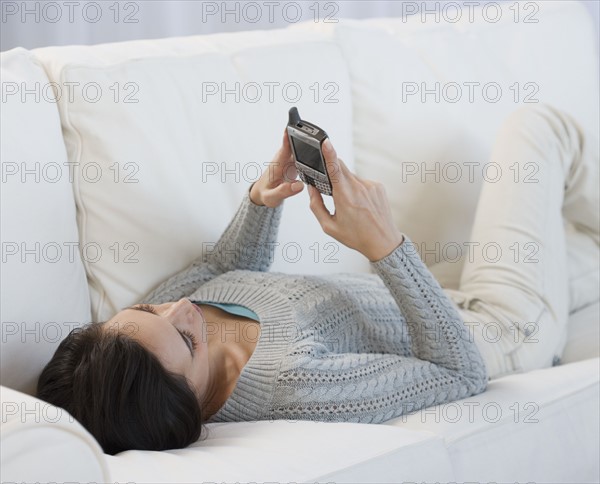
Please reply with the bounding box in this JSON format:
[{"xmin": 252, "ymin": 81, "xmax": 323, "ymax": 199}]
[
  {"xmin": 297, "ymin": 165, "xmax": 332, "ymax": 196},
  {"xmin": 313, "ymin": 179, "xmax": 332, "ymax": 195}
]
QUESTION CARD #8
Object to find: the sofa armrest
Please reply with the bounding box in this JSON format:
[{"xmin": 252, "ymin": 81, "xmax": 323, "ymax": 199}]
[{"xmin": 1, "ymin": 385, "xmax": 110, "ymax": 483}]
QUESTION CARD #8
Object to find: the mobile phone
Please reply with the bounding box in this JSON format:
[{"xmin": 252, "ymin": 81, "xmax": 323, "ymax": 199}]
[{"xmin": 286, "ymin": 107, "xmax": 333, "ymax": 196}]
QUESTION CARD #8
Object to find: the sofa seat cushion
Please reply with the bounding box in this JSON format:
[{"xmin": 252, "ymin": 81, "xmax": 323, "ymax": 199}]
[
  {"xmin": 105, "ymin": 420, "xmax": 453, "ymax": 483},
  {"xmin": 386, "ymin": 357, "xmax": 599, "ymax": 483}
]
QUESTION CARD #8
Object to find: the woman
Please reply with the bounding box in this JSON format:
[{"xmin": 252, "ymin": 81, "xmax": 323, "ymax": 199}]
[{"xmin": 37, "ymin": 104, "xmax": 598, "ymax": 456}]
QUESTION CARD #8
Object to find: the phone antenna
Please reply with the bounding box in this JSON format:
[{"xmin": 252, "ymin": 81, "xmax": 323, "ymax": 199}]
[{"xmin": 288, "ymin": 106, "xmax": 300, "ymax": 125}]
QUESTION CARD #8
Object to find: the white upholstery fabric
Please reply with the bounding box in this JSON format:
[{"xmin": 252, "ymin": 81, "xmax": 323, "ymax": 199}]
[
  {"xmin": 562, "ymin": 301, "xmax": 600, "ymax": 364},
  {"xmin": 106, "ymin": 421, "xmax": 452, "ymax": 483},
  {"xmin": 387, "ymin": 357, "xmax": 599, "ymax": 483},
  {"xmin": 0, "ymin": 48, "xmax": 91, "ymax": 395}
]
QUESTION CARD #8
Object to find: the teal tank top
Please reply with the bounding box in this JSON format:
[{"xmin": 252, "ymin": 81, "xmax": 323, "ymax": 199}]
[{"xmin": 192, "ymin": 301, "xmax": 259, "ymax": 321}]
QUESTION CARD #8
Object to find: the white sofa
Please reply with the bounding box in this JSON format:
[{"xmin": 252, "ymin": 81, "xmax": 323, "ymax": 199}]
[{"xmin": 2, "ymin": 1, "xmax": 599, "ymax": 482}]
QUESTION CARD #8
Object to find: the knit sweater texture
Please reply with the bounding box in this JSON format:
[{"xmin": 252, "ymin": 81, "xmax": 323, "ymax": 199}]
[{"xmin": 139, "ymin": 188, "xmax": 488, "ymax": 424}]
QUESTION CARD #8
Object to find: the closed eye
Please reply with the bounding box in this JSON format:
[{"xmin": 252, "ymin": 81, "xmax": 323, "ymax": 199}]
[
  {"xmin": 178, "ymin": 330, "xmax": 194, "ymax": 355},
  {"xmin": 125, "ymin": 304, "xmax": 194, "ymax": 357}
]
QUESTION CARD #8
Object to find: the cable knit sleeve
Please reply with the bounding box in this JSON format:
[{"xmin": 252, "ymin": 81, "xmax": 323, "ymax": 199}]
[
  {"xmin": 370, "ymin": 235, "xmax": 488, "ymax": 380},
  {"xmin": 138, "ymin": 184, "xmax": 283, "ymax": 305},
  {"xmin": 268, "ymin": 235, "xmax": 488, "ymax": 424}
]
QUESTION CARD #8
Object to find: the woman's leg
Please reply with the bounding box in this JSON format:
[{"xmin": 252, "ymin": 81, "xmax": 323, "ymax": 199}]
[{"xmin": 445, "ymin": 103, "xmax": 599, "ymax": 380}]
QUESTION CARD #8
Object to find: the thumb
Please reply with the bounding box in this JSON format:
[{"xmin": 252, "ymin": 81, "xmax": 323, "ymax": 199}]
[
  {"xmin": 308, "ymin": 184, "xmax": 333, "ymax": 229},
  {"xmin": 321, "ymin": 138, "xmax": 343, "ymax": 188},
  {"xmin": 278, "ymin": 128, "xmax": 292, "ymax": 162}
]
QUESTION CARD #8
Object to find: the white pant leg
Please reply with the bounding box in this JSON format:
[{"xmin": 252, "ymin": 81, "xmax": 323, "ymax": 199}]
[{"xmin": 446, "ymin": 104, "xmax": 599, "ymax": 380}]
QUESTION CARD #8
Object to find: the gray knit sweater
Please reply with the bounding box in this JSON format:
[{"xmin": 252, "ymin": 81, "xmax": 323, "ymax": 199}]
[{"xmin": 139, "ymin": 187, "xmax": 488, "ymax": 424}]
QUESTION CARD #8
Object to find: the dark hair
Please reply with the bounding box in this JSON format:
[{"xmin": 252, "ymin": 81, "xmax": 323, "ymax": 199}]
[{"xmin": 37, "ymin": 322, "xmax": 206, "ymax": 455}]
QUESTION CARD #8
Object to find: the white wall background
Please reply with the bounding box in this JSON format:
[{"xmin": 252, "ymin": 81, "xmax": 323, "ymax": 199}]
[{"xmin": 1, "ymin": 0, "xmax": 598, "ymax": 52}]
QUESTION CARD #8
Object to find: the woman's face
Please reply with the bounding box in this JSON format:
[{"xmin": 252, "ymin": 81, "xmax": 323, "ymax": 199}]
[{"xmin": 103, "ymin": 298, "xmax": 210, "ymax": 401}]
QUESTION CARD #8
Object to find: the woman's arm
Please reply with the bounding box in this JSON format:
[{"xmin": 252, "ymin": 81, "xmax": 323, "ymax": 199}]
[
  {"xmin": 270, "ymin": 349, "xmax": 486, "ymax": 423},
  {"xmin": 304, "ymin": 138, "xmax": 488, "ymax": 391},
  {"xmin": 370, "ymin": 234, "xmax": 488, "ymax": 379},
  {"xmin": 268, "ymin": 237, "xmax": 487, "ymax": 424},
  {"xmin": 139, "ymin": 130, "xmax": 304, "ymax": 305}
]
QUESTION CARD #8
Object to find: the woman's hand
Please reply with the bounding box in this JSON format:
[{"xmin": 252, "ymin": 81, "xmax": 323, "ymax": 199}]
[
  {"xmin": 308, "ymin": 139, "xmax": 405, "ymax": 262},
  {"xmin": 250, "ymin": 129, "xmax": 304, "ymax": 207}
]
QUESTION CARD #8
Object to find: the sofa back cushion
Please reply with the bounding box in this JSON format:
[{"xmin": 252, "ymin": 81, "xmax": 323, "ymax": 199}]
[
  {"xmin": 33, "ymin": 30, "xmax": 367, "ymax": 323},
  {"xmin": 0, "ymin": 48, "xmax": 92, "ymax": 395},
  {"xmin": 300, "ymin": 1, "xmax": 599, "ymax": 313}
]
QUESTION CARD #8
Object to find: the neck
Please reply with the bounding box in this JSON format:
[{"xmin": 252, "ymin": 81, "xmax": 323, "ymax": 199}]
[
  {"xmin": 201, "ymin": 342, "xmax": 238, "ymax": 419},
  {"xmin": 198, "ymin": 305, "xmax": 257, "ymax": 420}
]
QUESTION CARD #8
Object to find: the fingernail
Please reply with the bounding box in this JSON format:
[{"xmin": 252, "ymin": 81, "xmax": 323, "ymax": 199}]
[{"xmin": 324, "ymin": 139, "xmax": 332, "ymax": 151}]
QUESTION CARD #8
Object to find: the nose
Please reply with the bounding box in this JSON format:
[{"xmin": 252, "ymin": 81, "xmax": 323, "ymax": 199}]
[{"xmin": 162, "ymin": 298, "xmax": 195, "ymax": 326}]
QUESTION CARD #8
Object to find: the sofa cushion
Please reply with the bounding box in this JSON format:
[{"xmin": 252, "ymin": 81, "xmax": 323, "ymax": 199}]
[
  {"xmin": 386, "ymin": 357, "xmax": 599, "ymax": 483},
  {"xmin": 0, "ymin": 48, "xmax": 91, "ymax": 395},
  {"xmin": 33, "ymin": 29, "xmax": 368, "ymax": 323},
  {"xmin": 0, "ymin": 385, "xmax": 109, "ymax": 482},
  {"xmin": 104, "ymin": 420, "xmax": 453, "ymax": 483},
  {"xmin": 561, "ymin": 301, "xmax": 600, "ymax": 364},
  {"xmin": 331, "ymin": 1, "xmax": 599, "ymax": 314}
]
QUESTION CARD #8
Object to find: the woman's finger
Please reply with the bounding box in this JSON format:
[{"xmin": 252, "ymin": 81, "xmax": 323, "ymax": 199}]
[
  {"xmin": 274, "ymin": 129, "xmax": 293, "ymax": 167},
  {"xmin": 282, "ymin": 161, "xmax": 298, "ymax": 183},
  {"xmin": 261, "ymin": 180, "xmax": 304, "ymax": 207},
  {"xmin": 321, "ymin": 139, "xmax": 348, "ymax": 198},
  {"xmin": 307, "ymin": 184, "xmax": 334, "ymax": 233},
  {"xmin": 281, "ymin": 128, "xmax": 291, "ymax": 155}
]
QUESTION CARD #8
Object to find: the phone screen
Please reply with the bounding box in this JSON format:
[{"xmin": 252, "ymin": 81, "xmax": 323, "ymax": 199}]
[{"xmin": 291, "ymin": 137, "xmax": 325, "ymax": 174}]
